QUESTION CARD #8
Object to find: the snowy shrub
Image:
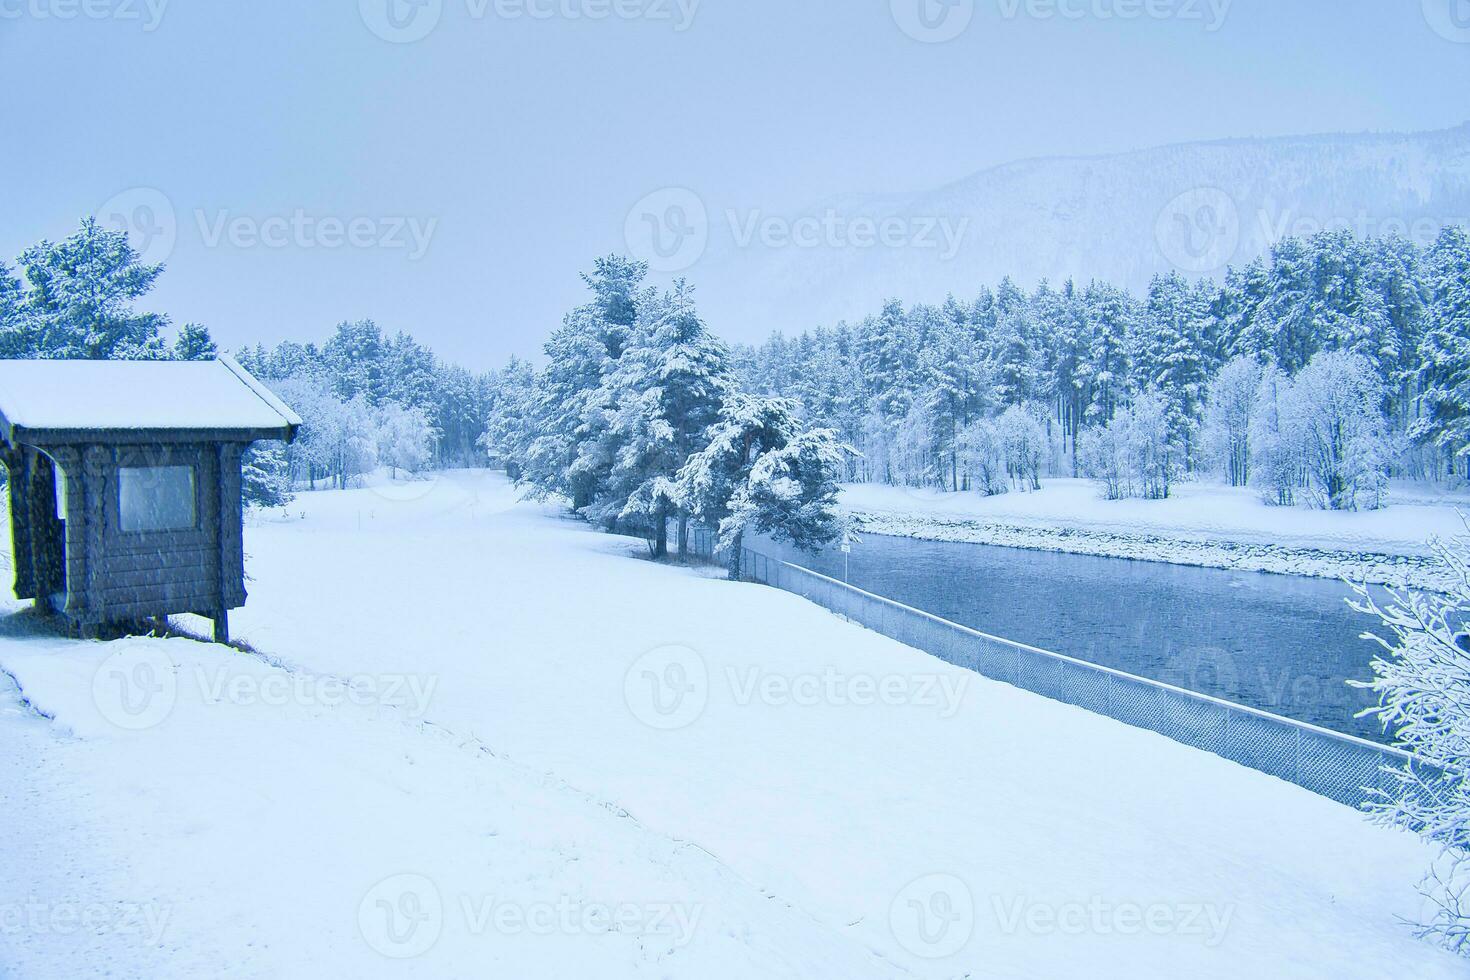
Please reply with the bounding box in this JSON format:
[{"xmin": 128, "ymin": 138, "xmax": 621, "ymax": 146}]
[
  {"xmin": 272, "ymin": 377, "xmax": 380, "ymax": 490},
  {"xmin": 957, "ymin": 419, "xmax": 1007, "ymax": 496},
  {"xmin": 1251, "ymin": 365, "xmax": 1302, "ymax": 507},
  {"xmin": 1265, "ymin": 351, "xmax": 1390, "ymax": 511},
  {"xmin": 377, "ymin": 402, "xmax": 436, "ymax": 478},
  {"xmin": 1077, "ymin": 389, "xmax": 1180, "ymax": 500},
  {"xmin": 1078, "ymin": 419, "xmax": 1131, "ymax": 500},
  {"xmin": 1350, "ymin": 535, "xmax": 1470, "ymax": 956},
  {"xmin": 1293, "ymin": 351, "xmax": 1390, "ymax": 510},
  {"xmin": 996, "ymin": 404, "xmax": 1046, "ymax": 492},
  {"xmin": 892, "ymin": 399, "xmax": 939, "ymax": 489},
  {"xmin": 1126, "ymin": 390, "xmax": 1179, "ymax": 500},
  {"xmin": 1203, "ymin": 355, "xmax": 1262, "ymax": 487}
]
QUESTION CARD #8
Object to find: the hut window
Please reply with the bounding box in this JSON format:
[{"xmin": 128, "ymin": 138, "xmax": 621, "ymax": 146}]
[
  {"xmin": 118, "ymin": 465, "xmax": 197, "ymax": 532},
  {"xmin": 53, "ymin": 464, "xmax": 67, "ymax": 521}
]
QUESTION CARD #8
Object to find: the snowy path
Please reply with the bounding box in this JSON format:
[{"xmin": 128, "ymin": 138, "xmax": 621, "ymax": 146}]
[{"xmin": 1, "ymin": 470, "xmax": 1463, "ymax": 978}]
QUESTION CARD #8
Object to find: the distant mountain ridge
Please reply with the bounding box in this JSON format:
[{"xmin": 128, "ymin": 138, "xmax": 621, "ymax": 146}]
[{"xmin": 695, "ymin": 122, "xmax": 1470, "ymax": 338}]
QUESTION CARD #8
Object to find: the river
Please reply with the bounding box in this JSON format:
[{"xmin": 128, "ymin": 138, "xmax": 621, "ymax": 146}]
[{"xmin": 754, "ymin": 532, "xmax": 1393, "ymax": 743}]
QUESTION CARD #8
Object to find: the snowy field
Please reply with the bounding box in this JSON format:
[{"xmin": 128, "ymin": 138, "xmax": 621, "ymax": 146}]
[
  {"xmin": 842, "ymin": 479, "xmax": 1470, "ymax": 591},
  {"xmin": 0, "ymin": 470, "xmax": 1463, "ymax": 978}
]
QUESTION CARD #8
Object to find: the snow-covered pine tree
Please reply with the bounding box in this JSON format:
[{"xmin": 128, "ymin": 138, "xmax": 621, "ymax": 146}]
[
  {"xmin": 241, "ymin": 442, "xmax": 294, "ymax": 508},
  {"xmin": 1256, "ymin": 235, "xmax": 1322, "ymax": 374},
  {"xmin": 675, "ymin": 394, "xmax": 804, "ymax": 578},
  {"xmin": 1139, "ymin": 272, "xmax": 1209, "ymax": 472},
  {"xmin": 598, "ymin": 281, "xmax": 731, "ymax": 557},
  {"xmin": 989, "ymin": 278, "xmax": 1040, "ymax": 407},
  {"xmin": 0, "ymin": 263, "xmax": 23, "ymax": 358},
  {"xmin": 720, "ymin": 426, "xmax": 853, "ymax": 576},
  {"xmin": 173, "ymin": 322, "xmax": 218, "ymax": 361},
  {"xmin": 14, "ymin": 218, "xmax": 169, "ymax": 359},
  {"xmin": 1082, "ymin": 280, "xmax": 1135, "ymax": 426},
  {"xmin": 1414, "ymin": 227, "xmax": 1470, "ymax": 480}
]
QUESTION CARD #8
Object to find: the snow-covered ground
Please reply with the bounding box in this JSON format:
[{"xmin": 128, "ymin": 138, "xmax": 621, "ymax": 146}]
[
  {"xmin": 1, "ymin": 470, "xmax": 1463, "ymax": 978},
  {"xmin": 842, "ymin": 479, "xmax": 1470, "ymax": 591}
]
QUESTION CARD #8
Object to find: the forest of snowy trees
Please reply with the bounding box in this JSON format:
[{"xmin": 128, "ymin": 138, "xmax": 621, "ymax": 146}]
[
  {"xmin": 6, "ymin": 217, "xmax": 1470, "ymax": 520},
  {"xmin": 727, "ymin": 226, "xmax": 1470, "ymax": 510},
  {"xmin": 481, "ymin": 257, "xmax": 852, "ymax": 570},
  {"xmin": 0, "ymin": 219, "xmax": 495, "ymax": 508}
]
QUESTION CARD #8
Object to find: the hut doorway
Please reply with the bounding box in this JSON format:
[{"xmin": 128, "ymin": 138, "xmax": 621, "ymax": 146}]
[{"xmin": 29, "ymin": 451, "xmax": 67, "ymax": 610}]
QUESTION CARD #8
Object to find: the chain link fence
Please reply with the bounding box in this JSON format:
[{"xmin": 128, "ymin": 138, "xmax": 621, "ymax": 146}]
[{"xmin": 737, "ymin": 545, "xmax": 1424, "ymax": 810}]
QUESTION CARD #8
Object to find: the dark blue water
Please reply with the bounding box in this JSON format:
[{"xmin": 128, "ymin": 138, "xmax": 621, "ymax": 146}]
[{"xmin": 757, "ymin": 533, "xmax": 1393, "ymax": 743}]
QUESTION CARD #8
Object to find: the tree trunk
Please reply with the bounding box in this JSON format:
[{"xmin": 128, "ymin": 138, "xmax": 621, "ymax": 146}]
[
  {"xmin": 727, "ymin": 530, "xmax": 744, "ymax": 581},
  {"xmin": 653, "ymin": 505, "xmax": 669, "ymax": 558},
  {"xmin": 676, "ymin": 512, "xmax": 689, "ymax": 557}
]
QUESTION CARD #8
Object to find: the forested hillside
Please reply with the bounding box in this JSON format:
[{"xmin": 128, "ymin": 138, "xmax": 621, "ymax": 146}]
[{"xmin": 727, "ymin": 226, "xmax": 1470, "ymax": 511}]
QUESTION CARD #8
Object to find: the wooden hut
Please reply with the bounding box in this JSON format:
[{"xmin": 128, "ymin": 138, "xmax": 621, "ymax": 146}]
[{"xmin": 0, "ymin": 357, "xmax": 300, "ymax": 642}]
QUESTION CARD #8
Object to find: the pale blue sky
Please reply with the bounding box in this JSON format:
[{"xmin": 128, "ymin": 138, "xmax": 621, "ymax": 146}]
[{"xmin": 2, "ymin": 0, "xmax": 1468, "ymax": 368}]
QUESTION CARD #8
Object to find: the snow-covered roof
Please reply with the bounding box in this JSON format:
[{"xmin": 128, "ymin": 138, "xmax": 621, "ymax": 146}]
[{"xmin": 0, "ymin": 356, "xmax": 301, "ymax": 438}]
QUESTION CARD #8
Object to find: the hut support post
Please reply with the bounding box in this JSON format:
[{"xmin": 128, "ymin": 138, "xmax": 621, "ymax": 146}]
[{"xmin": 213, "ymin": 611, "xmax": 230, "ymax": 645}]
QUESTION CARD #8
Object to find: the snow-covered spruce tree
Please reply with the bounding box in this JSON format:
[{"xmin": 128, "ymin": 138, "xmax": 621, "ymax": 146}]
[
  {"xmin": 173, "ymin": 322, "xmax": 218, "ymax": 361},
  {"xmin": 479, "ymin": 356, "xmax": 536, "ymax": 476},
  {"xmin": 241, "ymin": 442, "xmax": 294, "ymax": 508},
  {"xmin": 676, "ymin": 394, "xmax": 802, "ymax": 578},
  {"xmin": 510, "ymin": 258, "xmax": 647, "ymax": 508},
  {"xmin": 1414, "ymin": 227, "xmax": 1470, "ymax": 481},
  {"xmin": 597, "ymin": 282, "xmax": 731, "ymax": 557},
  {"xmin": 1349, "ymin": 536, "xmax": 1470, "ymax": 956},
  {"xmin": 1202, "ymin": 354, "xmax": 1263, "ymax": 487},
  {"xmin": 11, "ymin": 217, "xmax": 170, "ymax": 359},
  {"xmin": 1138, "ymin": 272, "xmax": 1209, "ymax": 472},
  {"xmin": 676, "ymin": 395, "xmax": 852, "ymax": 579}
]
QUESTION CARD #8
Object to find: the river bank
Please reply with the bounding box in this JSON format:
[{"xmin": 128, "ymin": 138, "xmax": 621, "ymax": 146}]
[{"xmin": 841, "ymin": 480, "xmax": 1466, "ymax": 593}]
